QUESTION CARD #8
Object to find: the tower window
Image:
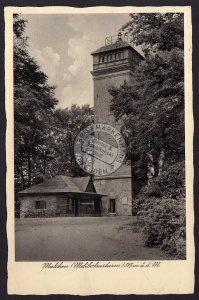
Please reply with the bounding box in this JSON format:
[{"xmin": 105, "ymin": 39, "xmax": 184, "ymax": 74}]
[
  {"xmin": 116, "ymin": 52, "xmax": 123, "ymax": 60},
  {"xmin": 99, "ymin": 56, "xmax": 105, "ymax": 63},
  {"xmin": 108, "ymin": 54, "xmax": 115, "ymax": 61}
]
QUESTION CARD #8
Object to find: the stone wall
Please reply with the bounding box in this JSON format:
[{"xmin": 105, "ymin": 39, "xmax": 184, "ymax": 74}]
[
  {"xmin": 94, "ymin": 177, "xmax": 132, "ymax": 216},
  {"xmin": 19, "ymin": 194, "xmax": 57, "ymax": 218},
  {"xmin": 19, "ymin": 195, "xmax": 101, "ymax": 218}
]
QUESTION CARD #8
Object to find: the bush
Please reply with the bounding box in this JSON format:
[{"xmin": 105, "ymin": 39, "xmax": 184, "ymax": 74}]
[
  {"xmin": 132, "ymin": 160, "xmax": 186, "ymax": 258},
  {"xmin": 138, "ymin": 198, "xmax": 186, "ymax": 259},
  {"xmin": 161, "ymin": 227, "xmax": 186, "ymax": 259},
  {"xmin": 132, "ymin": 161, "xmax": 185, "ymax": 215},
  {"xmin": 147, "ymin": 161, "xmax": 185, "ymax": 198}
]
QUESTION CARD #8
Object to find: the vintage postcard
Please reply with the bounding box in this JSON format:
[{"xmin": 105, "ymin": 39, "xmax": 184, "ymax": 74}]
[{"xmin": 5, "ymin": 6, "xmax": 194, "ymax": 295}]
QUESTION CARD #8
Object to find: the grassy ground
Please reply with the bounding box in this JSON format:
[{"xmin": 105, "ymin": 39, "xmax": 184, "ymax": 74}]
[{"xmin": 15, "ymin": 216, "xmax": 171, "ymax": 261}]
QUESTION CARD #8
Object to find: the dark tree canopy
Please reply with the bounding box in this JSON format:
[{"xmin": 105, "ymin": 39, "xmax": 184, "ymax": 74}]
[
  {"xmin": 13, "ymin": 14, "xmax": 27, "ymax": 38},
  {"xmin": 14, "ymin": 15, "xmax": 94, "ymax": 196},
  {"xmin": 110, "ymin": 13, "xmax": 184, "ymax": 192},
  {"xmin": 13, "ymin": 14, "xmax": 49, "ymax": 91},
  {"xmin": 122, "ymin": 13, "xmax": 184, "ymax": 56},
  {"xmin": 14, "ymin": 14, "xmax": 57, "ymax": 191},
  {"xmin": 52, "ymin": 105, "xmax": 94, "ymax": 176}
]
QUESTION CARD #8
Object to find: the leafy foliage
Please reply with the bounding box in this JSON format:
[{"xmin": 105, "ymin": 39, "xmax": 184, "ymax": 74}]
[
  {"xmin": 14, "ymin": 15, "xmax": 59, "ymax": 191},
  {"xmin": 109, "ymin": 50, "xmax": 184, "ymax": 182},
  {"xmin": 13, "ymin": 15, "xmax": 48, "ymax": 90},
  {"xmin": 137, "ymin": 198, "xmax": 186, "ymax": 259},
  {"xmin": 50, "ymin": 104, "xmax": 94, "ymax": 176},
  {"xmin": 122, "ymin": 13, "xmax": 184, "ymax": 56},
  {"xmin": 110, "ymin": 13, "xmax": 186, "ymax": 258},
  {"xmin": 133, "ymin": 161, "xmax": 185, "ymax": 215},
  {"xmin": 110, "ymin": 13, "xmax": 184, "ymax": 187},
  {"xmin": 14, "ymin": 15, "xmax": 94, "ymax": 196}
]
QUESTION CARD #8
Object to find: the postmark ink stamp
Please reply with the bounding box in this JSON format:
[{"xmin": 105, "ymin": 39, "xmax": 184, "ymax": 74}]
[{"xmin": 74, "ymin": 123, "xmax": 126, "ymax": 176}]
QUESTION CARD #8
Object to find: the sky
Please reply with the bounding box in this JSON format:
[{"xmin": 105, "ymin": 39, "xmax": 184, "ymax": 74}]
[{"xmin": 21, "ymin": 13, "xmax": 134, "ymax": 109}]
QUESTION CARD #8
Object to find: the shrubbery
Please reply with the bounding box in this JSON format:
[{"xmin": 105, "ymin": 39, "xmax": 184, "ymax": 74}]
[
  {"xmin": 133, "ymin": 161, "xmax": 185, "ymax": 215},
  {"xmin": 147, "ymin": 161, "xmax": 185, "ymax": 198},
  {"xmin": 134, "ymin": 161, "xmax": 186, "ymax": 259},
  {"xmin": 137, "ymin": 198, "xmax": 186, "ymax": 259}
]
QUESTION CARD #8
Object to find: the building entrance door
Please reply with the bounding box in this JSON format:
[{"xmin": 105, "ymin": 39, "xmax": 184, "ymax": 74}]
[{"xmin": 75, "ymin": 200, "xmax": 79, "ymax": 217}]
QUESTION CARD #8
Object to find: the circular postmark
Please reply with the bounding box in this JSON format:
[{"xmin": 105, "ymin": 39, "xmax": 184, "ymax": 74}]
[{"xmin": 74, "ymin": 123, "xmax": 126, "ymax": 177}]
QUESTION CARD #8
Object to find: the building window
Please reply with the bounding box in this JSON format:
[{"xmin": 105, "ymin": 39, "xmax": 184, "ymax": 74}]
[
  {"xmin": 35, "ymin": 201, "xmax": 46, "ymax": 209},
  {"xmin": 108, "ymin": 54, "xmax": 115, "ymax": 61},
  {"xmin": 80, "ymin": 199, "xmax": 94, "ymax": 214},
  {"xmin": 116, "ymin": 52, "xmax": 123, "ymax": 60},
  {"xmin": 109, "ymin": 199, "xmax": 116, "ymax": 213},
  {"xmin": 99, "ymin": 56, "xmax": 105, "ymax": 63}
]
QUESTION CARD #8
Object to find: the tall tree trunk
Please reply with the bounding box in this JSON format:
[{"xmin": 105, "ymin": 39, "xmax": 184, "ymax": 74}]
[
  {"xmin": 43, "ymin": 153, "xmax": 46, "ymax": 176},
  {"xmin": 27, "ymin": 153, "xmax": 31, "ymax": 187},
  {"xmin": 20, "ymin": 163, "xmax": 25, "ymax": 190},
  {"xmin": 158, "ymin": 150, "xmax": 165, "ymax": 176},
  {"xmin": 17, "ymin": 151, "xmax": 25, "ymax": 190},
  {"xmin": 152, "ymin": 151, "xmax": 161, "ymax": 178}
]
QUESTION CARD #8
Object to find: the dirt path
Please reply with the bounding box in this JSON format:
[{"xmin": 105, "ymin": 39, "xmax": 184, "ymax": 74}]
[{"xmin": 15, "ymin": 217, "xmax": 170, "ymax": 261}]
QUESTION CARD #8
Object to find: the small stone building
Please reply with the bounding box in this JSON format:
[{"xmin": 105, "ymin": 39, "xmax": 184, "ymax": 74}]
[
  {"xmin": 18, "ymin": 174, "xmax": 133, "ymax": 218},
  {"xmin": 18, "ymin": 176, "xmax": 106, "ymax": 218}
]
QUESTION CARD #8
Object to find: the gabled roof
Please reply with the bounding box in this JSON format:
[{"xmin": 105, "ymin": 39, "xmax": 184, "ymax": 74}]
[
  {"xmin": 18, "ymin": 175, "xmax": 91, "ymax": 195},
  {"xmin": 91, "ymin": 41, "xmax": 144, "ymax": 60},
  {"xmin": 72, "ymin": 177, "xmax": 90, "ymax": 192}
]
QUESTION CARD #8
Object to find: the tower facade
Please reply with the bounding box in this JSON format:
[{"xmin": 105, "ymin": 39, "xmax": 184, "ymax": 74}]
[{"xmin": 91, "ymin": 33, "xmax": 144, "ymax": 216}]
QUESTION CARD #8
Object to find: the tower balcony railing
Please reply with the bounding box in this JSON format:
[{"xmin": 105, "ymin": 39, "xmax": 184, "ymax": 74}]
[
  {"xmin": 93, "ymin": 57, "xmax": 137, "ymax": 70},
  {"xmin": 105, "ymin": 33, "xmax": 130, "ymax": 45}
]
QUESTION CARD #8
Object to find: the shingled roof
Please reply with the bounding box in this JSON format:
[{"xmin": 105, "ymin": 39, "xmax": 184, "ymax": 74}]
[
  {"xmin": 18, "ymin": 176, "xmax": 91, "ymax": 195},
  {"xmin": 73, "ymin": 177, "xmax": 91, "ymax": 191},
  {"xmin": 91, "ymin": 41, "xmax": 144, "ymax": 60}
]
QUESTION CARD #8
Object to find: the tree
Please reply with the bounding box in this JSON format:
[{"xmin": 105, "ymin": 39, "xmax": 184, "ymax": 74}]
[
  {"xmin": 13, "ymin": 14, "xmax": 48, "ymax": 90},
  {"xmin": 14, "ymin": 14, "xmax": 58, "ymax": 191},
  {"xmin": 14, "ymin": 15, "xmax": 94, "ymax": 195},
  {"xmin": 52, "ymin": 104, "xmax": 94, "ymax": 176},
  {"xmin": 122, "ymin": 13, "xmax": 183, "ymax": 56},
  {"xmin": 109, "ymin": 13, "xmax": 184, "ymax": 191}
]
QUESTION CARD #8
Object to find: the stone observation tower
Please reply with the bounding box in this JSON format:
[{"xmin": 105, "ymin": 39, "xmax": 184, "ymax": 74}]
[{"xmin": 91, "ymin": 32, "xmax": 144, "ymax": 216}]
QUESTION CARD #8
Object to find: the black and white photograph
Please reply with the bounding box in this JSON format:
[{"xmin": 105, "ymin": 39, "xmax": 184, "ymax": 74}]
[
  {"xmin": 13, "ymin": 11, "xmax": 187, "ymax": 260},
  {"xmin": 5, "ymin": 6, "xmax": 194, "ymax": 295}
]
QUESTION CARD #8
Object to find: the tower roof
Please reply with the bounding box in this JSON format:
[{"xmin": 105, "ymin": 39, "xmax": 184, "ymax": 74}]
[{"xmin": 91, "ymin": 41, "xmax": 144, "ymax": 60}]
